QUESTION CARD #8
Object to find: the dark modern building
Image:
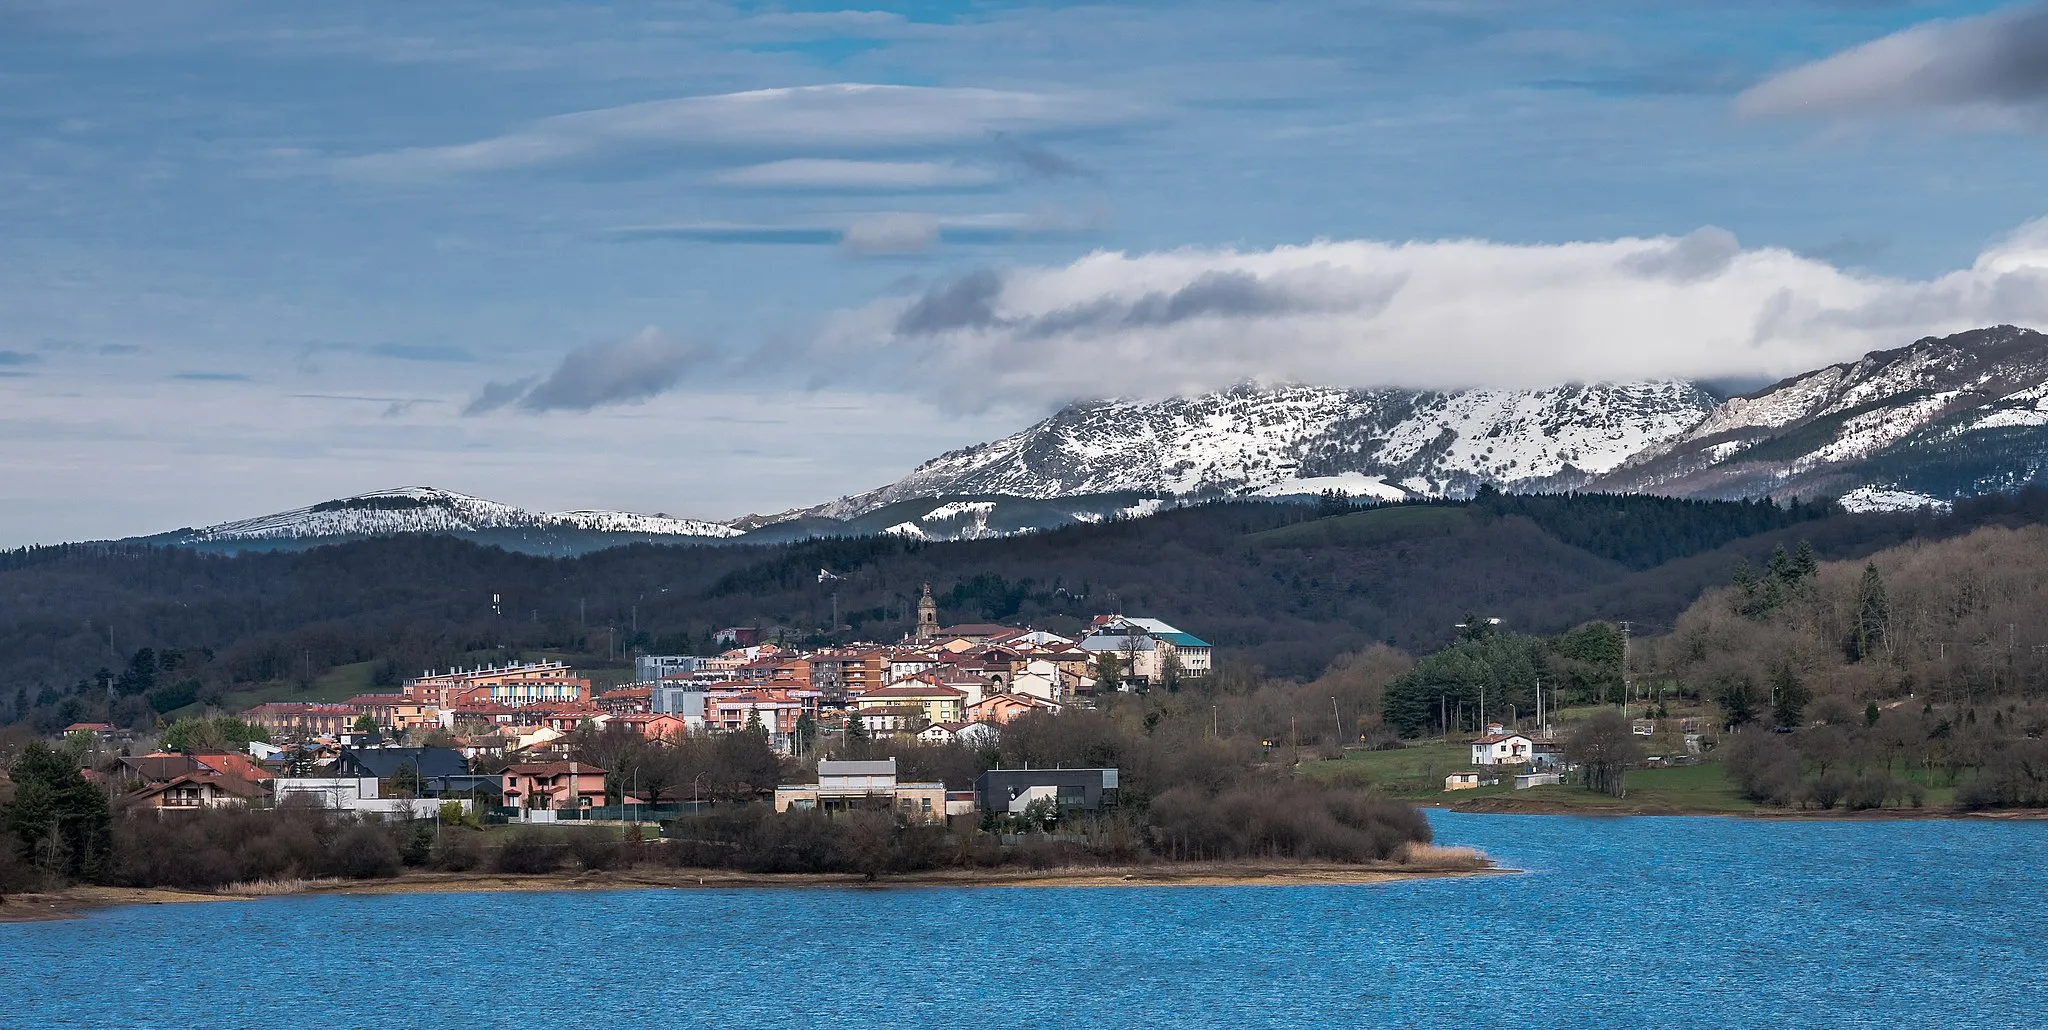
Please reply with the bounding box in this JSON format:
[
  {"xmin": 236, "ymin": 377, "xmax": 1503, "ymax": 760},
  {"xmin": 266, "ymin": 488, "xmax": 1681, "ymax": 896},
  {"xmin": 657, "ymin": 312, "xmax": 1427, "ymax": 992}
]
[
  {"xmin": 329, "ymin": 746, "xmax": 490, "ymax": 795},
  {"xmin": 974, "ymin": 767, "xmax": 1119, "ymax": 815}
]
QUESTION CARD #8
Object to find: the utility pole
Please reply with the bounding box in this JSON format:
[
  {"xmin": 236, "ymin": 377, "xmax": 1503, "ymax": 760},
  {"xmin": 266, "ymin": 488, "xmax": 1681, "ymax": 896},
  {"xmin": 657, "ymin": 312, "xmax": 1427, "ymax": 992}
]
[
  {"xmin": 1331, "ymin": 696, "xmax": 1343, "ymax": 746},
  {"xmin": 1618, "ymin": 620, "xmax": 1633, "ymax": 715}
]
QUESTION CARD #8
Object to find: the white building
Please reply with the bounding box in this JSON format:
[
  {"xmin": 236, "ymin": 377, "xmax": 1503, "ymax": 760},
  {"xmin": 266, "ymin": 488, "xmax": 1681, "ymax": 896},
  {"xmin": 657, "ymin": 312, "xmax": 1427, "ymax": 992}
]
[
  {"xmin": 1470, "ymin": 731, "xmax": 1534, "ymax": 767},
  {"xmin": 274, "ymin": 777, "xmax": 473, "ymax": 819},
  {"xmin": 1078, "ymin": 617, "xmax": 1214, "ymax": 684}
]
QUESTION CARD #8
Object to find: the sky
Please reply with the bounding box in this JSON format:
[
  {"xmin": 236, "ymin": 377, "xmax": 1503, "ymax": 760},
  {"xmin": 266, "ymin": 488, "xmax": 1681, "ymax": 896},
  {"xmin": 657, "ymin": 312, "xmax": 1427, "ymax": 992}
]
[{"xmin": 7, "ymin": 0, "xmax": 2048, "ymax": 544}]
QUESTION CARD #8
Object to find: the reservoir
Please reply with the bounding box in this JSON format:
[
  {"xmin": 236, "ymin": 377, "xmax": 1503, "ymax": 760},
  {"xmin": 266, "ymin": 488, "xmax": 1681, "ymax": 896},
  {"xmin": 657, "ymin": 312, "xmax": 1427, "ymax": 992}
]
[{"xmin": 9, "ymin": 811, "xmax": 2042, "ymax": 1028}]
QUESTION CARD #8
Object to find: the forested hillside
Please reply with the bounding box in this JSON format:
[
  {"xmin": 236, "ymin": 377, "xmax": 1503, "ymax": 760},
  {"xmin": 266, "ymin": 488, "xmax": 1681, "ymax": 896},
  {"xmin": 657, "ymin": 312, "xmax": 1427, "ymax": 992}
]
[
  {"xmin": 1636, "ymin": 517, "xmax": 2048, "ymax": 809},
  {"xmin": 5, "ymin": 490, "xmax": 2044, "ymax": 736}
]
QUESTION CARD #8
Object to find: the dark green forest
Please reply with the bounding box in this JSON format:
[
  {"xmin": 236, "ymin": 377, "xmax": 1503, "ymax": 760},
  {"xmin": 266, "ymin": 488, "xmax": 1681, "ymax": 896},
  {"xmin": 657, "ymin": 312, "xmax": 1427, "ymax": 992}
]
[{"xmin": 7, "ymin": 489, "xmax": 2046, "ymax": 735}]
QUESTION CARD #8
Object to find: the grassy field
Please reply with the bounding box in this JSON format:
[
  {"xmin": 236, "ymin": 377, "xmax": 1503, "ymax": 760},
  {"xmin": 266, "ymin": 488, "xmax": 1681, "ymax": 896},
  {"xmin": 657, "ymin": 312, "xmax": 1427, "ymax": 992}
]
[
  {"xmin": 166, "ymin": 660, "xmax": 380, "ymax": 721},
  {"xmin": 1303, "ymin": 736, "xmax": 1758, "ymax": 814}
]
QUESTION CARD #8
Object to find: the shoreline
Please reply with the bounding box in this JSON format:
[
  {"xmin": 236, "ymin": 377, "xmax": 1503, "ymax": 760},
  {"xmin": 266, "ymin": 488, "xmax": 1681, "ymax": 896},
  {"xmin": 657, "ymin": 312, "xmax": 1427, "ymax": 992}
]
[
  {"xmin": 0, "ymin": 859, "xmax": 1505, "ymax": 924},
  {"xmin": 1424, "ymin": 798, "xmax": 2048, "ymax": 820}
]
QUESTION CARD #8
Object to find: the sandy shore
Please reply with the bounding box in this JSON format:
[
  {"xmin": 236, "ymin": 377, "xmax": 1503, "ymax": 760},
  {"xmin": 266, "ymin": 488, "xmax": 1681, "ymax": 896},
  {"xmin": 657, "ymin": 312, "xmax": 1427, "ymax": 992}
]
[{"xmin": 0, "ymin": 858, "xmax": 1503, "ymax": 923}]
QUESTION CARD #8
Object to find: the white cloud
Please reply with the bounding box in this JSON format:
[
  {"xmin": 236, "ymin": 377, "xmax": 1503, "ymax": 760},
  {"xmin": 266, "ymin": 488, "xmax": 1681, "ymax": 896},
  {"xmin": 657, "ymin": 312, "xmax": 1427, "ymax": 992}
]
[
  {"xmin": 841, "ymin": 212, "xmax": 942, "ymax": 254},
  {"xmin": 1738, "ymin": 4, "xmax": 2048, "ymax": 126},
  {"xmin": 710, "ymin": 158, "xmax": 1001, "ymax": 191},
  {"xmin": 336, "ymin": 83, "xmax": 1143, "ymax": 178},
  {"xmin": 810, "ymin": 220, "xmax": 2048, "ymax": 405}
]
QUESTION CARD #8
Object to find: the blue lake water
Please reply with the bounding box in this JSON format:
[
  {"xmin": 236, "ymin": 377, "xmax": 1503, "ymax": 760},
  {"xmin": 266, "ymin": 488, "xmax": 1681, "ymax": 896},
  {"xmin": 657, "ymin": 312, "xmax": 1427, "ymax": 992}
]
[{"xmin": 8, "ymin": 811, "xmax": 2045, "ymax": 1028}]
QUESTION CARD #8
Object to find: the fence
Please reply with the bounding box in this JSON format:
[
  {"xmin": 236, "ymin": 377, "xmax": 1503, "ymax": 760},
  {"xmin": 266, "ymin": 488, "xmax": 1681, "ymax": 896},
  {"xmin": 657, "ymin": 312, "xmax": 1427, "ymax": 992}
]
[{"xmin": 493, "ymin": 804, "xmax": 698, "ymax": 823}]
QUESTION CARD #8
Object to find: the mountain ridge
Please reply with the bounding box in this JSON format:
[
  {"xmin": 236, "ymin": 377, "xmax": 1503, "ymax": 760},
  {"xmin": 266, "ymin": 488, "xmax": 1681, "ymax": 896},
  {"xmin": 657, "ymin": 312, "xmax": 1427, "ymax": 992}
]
[{"xmin": 110, "ymin": 325, "xmax": 2048, "ymax": 554}]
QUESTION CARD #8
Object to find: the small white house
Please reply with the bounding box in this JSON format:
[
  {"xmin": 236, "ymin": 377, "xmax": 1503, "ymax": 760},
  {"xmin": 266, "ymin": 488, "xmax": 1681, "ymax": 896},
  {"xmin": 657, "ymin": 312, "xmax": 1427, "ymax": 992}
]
[
  {"xmin": 1444, "ymin": 773, "xmax": 1480, "ymax": 791},
  {"xmin": 1470, "ymin": 731, "xmax": 1534, "ymax": 767}
]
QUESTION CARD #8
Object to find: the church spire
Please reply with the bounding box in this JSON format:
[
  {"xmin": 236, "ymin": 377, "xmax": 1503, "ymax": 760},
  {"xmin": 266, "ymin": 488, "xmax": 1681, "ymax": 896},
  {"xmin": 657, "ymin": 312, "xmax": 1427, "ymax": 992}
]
[{"xmin": 915, "ymin": 582, "xmax": 940, "ymax": 642}]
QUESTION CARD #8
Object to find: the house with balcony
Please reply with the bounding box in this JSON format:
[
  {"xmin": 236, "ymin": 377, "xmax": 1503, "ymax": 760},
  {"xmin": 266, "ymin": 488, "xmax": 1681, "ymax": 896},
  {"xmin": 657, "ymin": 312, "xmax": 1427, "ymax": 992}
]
[
  {"xmin": 500, "ymin": 761, "xmax": 608, "ymax": 811},
  {"xmin": 1471, "ymin": 730, "xmax": 1534, "ymax": 767},
  {"xmin": 138, "ymin": 772, "xmax": 269, "ymax": 811},
  {"xmin": 774, "ymin": 758, "xmax": 946, "ymax": 822},
  {"xmin": 852, "ymin": 682, "xmax": 966, "ymax": 727}
]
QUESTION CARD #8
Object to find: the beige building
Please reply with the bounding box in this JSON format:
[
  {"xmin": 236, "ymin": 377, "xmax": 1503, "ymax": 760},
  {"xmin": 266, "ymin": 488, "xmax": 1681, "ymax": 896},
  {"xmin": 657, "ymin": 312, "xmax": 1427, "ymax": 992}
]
[
  {"xmin": 774, "ymin": 758, "xmax": 946, "ymax": 823},
  {"xmin": 852, "ymin": 683, "xmax": 966, "ymax": 726}
]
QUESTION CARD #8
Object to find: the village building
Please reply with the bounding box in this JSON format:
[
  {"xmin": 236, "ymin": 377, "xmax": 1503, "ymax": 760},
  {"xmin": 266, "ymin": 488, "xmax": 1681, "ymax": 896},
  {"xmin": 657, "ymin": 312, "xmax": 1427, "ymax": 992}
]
[
  {"xmin": 1471, "ymin": 729, "xmax": 1535, "ymax": 767},
  {"xmin": 406, "ymin": 661, "xmax": 592, "ymax": 708},
  {"xmin": 774, "ymin": 758, "xmax": 946, "ymax": 822},
  {"xmin": 138, "ymin": 772, "xmax": 269, "ymax": 811},
  {"xmin": 500, "ymin": 761, "xmax": 607, "ymax": 811},
  {"xmin": 852, "ymin": 683, "xmax": 966, "ymax": 727},
  {"xmin": 1078, "ymin": 617, "xmax": 1214, "ymax": 685},
  {"xmin": 242, "ymin": 701, "xmax": 361, "ymax": 739},
  {"xmin": 343, "ymin": 694, "xmax": 439, "ymax": 733},
  {"xmin": 966, "ymin": 692, "xmax": 1060, "ymax": 725},
  {"xmin": 973, "ymin": 767, "xmax": 1119, "ymax": 816},
  {"xmin": 917, "ymin": 721, "xmax": 998, "ymax": 747}
]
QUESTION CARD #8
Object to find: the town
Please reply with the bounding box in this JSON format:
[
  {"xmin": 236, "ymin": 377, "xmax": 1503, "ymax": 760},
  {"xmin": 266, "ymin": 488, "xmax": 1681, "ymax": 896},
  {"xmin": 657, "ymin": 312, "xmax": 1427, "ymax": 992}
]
[{"xmin": 52, "ymin": 589, "xmax": 1213, "ymax": 827}]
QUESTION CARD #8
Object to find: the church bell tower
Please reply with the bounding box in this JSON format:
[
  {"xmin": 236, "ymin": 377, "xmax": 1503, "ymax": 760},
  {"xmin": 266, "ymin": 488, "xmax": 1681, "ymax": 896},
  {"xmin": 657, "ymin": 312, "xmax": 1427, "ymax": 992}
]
[{"xmin": 915, "ymin": 583, "xmax": 940, "ymax": 642}]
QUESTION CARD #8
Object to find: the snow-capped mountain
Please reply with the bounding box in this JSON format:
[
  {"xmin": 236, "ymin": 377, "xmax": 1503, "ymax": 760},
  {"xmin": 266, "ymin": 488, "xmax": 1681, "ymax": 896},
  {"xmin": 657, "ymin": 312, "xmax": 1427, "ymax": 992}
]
[
  {"xmin": 781, "ymin": 326, "xmax": 2048, "ymax": 523},
  {"xmin": 1589, "ymin": 325, "xmax": 2048, "ymax": 506},
  {"xmin": 149, "ymin": 487, "xmax": 739, "ymax": 554},
  {"xmin": 795, "ymin": 381, "xmax": 1720, "ymax": 520},
  {"xmin": 126, "ymin": 326, "xmax": 2048, "ymax": 555}
]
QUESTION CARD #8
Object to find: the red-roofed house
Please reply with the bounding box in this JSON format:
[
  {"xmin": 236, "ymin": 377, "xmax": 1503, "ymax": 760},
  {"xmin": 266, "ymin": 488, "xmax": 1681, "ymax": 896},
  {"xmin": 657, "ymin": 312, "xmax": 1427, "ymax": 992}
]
[
  {"xmin": 192, "ymin": 752, "xmax": 275, "ymax": 788},
  {"xmin": 138, "ymin": 772, "xmax": 269, "ymax": 811},
  {"xmin": 966, "ymin": 692, "xmax": 1060, "ymax": 726},
  {"xmin": 596, "ymin": 685, "xmax": 653, "ymax": 715},
  {"xmin": 500, "ymin": 761, "xmax": 607, "ymax": 811},
  {"xmin": 1471, "ymin": 731, "xmax": 1533, "ymax": 767},
  {"xmin": 609, "ymin": 714, "xmax": 691, "ymax": 742}
]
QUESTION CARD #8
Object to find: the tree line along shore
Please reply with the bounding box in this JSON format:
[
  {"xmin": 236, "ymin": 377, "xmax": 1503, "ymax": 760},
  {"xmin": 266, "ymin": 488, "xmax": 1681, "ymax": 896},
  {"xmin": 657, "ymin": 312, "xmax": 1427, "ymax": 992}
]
[{"xmin": 9, "ymin": 492, "xmax": 2048, "ymax": 908}]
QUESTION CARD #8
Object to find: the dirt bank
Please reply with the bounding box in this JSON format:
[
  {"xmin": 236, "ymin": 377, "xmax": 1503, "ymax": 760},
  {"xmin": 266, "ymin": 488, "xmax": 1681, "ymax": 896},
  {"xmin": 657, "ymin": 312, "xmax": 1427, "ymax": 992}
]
[{"xmin": 0, "ymin": 856, "xmax": 1505, "ymax": 923}]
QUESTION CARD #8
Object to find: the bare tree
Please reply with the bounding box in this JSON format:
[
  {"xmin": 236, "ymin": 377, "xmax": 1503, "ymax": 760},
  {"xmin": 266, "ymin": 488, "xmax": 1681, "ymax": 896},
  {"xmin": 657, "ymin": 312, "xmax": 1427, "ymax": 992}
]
[{"xmin": 1565, "ymin": 710, "xmax": 1642, "ymax": 797}]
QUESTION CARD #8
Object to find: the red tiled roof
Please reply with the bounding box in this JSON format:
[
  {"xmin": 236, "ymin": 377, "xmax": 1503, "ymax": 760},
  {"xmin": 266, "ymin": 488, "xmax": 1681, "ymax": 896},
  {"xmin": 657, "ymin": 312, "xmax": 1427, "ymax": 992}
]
[
  {"xmin": 499, "ymin": 762, "xmax": 608, "ymax": 777},
  {"xmin": 858, "ymin": 683, "xmax": 967, "ymax": 699},
  {"xmin": 192, "ymin": 752, "xmax": 274, "ymax": 783}
]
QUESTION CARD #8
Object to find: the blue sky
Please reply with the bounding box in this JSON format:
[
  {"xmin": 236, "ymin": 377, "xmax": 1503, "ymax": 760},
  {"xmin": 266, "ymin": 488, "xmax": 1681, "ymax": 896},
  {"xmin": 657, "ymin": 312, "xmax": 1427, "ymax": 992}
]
[{"xmin": 5, "ymin": 0, "xmax": 2047, "ymax": 544}]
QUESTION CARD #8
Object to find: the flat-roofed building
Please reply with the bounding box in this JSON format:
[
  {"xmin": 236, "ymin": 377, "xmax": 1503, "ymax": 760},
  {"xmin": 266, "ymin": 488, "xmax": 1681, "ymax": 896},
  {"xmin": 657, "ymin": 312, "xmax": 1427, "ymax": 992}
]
[
  {"xmin": 774, "ymin": 758, "xmax": 946, "ymax": 822},
  {"xmin": 974, "ymin": 767, "xmax": 1119, "ymax": 816}
]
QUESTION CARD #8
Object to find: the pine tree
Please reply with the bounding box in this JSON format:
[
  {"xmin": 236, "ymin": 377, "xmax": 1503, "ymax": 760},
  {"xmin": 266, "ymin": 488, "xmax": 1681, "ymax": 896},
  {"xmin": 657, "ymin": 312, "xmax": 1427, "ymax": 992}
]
[
  {"xmin": 1718, "ymin": 677, "xmax": 1758, "ymax": 730},
  {"xmin": 1770, "ymin": 664, "xmax": 1810, "ymax": 729},
  {"xmin": 1851, "ymin": 562, "xmax": 1890, "ymax": 662},
  {"xmin": 1766, "ymin": 544, "xmax": 1795, "ymax": 583},
  {"xmin": 1791, "ymin": 540, "xmax": 1819, "ymax": 582}
]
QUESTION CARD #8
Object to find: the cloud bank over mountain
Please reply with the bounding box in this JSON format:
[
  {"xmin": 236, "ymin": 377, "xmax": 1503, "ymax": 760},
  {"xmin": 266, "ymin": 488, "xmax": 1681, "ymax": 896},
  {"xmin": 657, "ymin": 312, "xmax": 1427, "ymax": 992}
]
[{"xmin": 810, "ymin": 221, "xmax": 2048, "ymax": 405}]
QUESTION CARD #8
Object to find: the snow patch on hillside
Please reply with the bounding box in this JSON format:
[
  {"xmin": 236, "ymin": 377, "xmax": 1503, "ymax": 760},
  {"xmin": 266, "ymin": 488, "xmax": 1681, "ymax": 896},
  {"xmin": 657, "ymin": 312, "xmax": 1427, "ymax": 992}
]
[
  {"xmin": 177, "ymin": 487, "xmax": 739, "ymax": 543},
  {"xmin": 924, "ymin": 501, "xmax": 997, "ymax": 521},
  {"xmin": 1251, "ymin": 473, "xmax": 1408, "ymax": 501},
  {"xmin": 1839, "ymin": 486, "xmax": 1950, "ymax": 513}
]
